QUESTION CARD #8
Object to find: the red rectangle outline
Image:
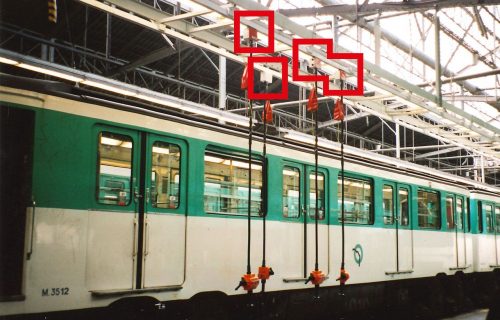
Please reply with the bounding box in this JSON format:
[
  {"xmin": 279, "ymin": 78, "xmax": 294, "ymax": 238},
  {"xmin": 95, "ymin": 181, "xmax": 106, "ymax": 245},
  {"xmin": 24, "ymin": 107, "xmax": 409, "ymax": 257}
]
[
  {"xmin": 234, "ymin": 10, "xmax": 274, "ymax": 54},
  {"xmin": 292, "ymin": 38, "xmax": 364, "ymax": 96},
  {"xmin": 248, "ymin": 56, "xmax": 288, "ymax": 100}
]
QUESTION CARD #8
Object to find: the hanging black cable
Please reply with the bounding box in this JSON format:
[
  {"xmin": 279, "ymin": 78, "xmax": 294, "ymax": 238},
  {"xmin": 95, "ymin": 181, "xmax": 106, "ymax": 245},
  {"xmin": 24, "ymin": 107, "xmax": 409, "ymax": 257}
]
[
  {"xmin": 259, "ymin": 83, "xmax": 274, "ymax": 292},
  {"xmin": 340, "ymin": 111, "xmax": 345, "ymax": 273},
  {"xmin": 236, "ymin": 38, "xmax": 258, "ymax": 293},
  {"xmin": 263, "ymin": 84, "xmax": 268, "ymax": 269},
  {"xmin": 305, "ymin": 64, "xmax": 325, "ymax": 291},
  {"xmin": 314, "ymin": 73, "xmax": 319, "ymax": 277},
  {"xmin": 247, "ymin": 51, "xmax": 253, "ymax": 277}
]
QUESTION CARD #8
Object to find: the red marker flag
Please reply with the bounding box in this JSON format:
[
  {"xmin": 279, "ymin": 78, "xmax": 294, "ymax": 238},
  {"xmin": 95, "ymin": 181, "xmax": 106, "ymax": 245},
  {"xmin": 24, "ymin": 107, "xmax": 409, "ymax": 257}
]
[
  {"xmin": 307, "ymin": 87, "xmax": 318, "ymax": 112},
  {"xmin": 333, "ymin": 99, "xmax": 344, "ymax": 121},
  {"xmin": 241, "ymin": 63, "xmax": 248, "ymax": 90},
  {"xmin": 262, "ymin": 100, "xmax": 273, "ymax": 123}
]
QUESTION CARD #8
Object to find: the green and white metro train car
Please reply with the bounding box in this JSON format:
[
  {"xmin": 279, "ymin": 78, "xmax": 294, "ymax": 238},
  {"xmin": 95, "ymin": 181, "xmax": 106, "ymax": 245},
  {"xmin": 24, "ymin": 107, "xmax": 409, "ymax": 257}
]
[{"xmin": 0, "ymin": 76, "xmax": 499, "ymax": 319}]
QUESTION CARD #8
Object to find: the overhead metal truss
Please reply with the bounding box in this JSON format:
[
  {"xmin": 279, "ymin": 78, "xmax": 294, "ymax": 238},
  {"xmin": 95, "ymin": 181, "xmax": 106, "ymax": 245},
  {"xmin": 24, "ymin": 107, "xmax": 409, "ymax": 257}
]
[
  {"xmin": 278, "ymin": 0, "xmax": 500, "ymax": 17},
  {"xmin": 1, "ymin": 0, "xmax": 499, "ymax": 186}
]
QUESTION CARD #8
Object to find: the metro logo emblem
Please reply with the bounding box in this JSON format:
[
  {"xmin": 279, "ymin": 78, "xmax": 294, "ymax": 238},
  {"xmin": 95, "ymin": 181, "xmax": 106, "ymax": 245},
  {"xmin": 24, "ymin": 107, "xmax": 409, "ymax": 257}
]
[{"xmin": 292, "ymin": 38, "xmax": 364, "ymax": 96}]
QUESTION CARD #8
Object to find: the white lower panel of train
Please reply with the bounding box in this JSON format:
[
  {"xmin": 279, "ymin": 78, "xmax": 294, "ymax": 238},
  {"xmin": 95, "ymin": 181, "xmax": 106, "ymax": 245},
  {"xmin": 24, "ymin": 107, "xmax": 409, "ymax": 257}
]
[{"xmin": 2, "ymin": 207, "xmax": 494, "ymax": 316}]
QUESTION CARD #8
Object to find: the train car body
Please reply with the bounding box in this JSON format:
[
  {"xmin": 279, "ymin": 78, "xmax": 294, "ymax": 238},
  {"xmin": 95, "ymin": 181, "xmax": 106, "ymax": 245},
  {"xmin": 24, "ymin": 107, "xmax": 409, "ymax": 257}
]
[{"xmin": 0, "ymin": 78, "xmax": 499, "ymax": 319}]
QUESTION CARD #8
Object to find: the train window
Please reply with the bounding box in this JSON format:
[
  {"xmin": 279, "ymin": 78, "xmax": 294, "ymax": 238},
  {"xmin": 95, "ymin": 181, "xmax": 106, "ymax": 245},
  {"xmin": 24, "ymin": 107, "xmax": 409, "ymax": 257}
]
[
  {"xmin": 446, "ymin": 196, "xmax": 455, "ymax": 230},
  {"xmin": 97, "ymin": 132, "xmax": 133, "ymax": 206},
  {"xmin": 308, "ymin": 172, "xmax": 325, "ymax": 220},
  {"xmin": 203, "ymin": 153, "xmax": 262, "ymax": 215},
  {"xmin": 456, "ymin": 198, "xmax": 464, "ymax": 230},
  {"xmin": 338, "ymin": 177, "xmax": 373, "ymax": 225},
  {"xmin": 150, "ymin": 142, "xmax": 181, "ymax": 209},
  {"xmin": 485, "ymin": 204, "xmax": 494, "ymax": 233},
  {"xmin": 478, "ymin": 201, "xmax": 483, "ymax": 233},
  {"xmin": 417, "ymin": 189, "xmax": 440, "ymax": 229},
  {"xmin": 283, "ymin": 167, "xmax": 300, "ymax": 218},
  {"xmin": 496, "ymin": 207, "xmax": 500, "ymax": 233},
  {"xmin": 383, "ymin": 185, "xmax": 394, "ymax": 225},
  {"xmin": 399, "ymin": 188, "xmax": 409, "ymax": 226}
]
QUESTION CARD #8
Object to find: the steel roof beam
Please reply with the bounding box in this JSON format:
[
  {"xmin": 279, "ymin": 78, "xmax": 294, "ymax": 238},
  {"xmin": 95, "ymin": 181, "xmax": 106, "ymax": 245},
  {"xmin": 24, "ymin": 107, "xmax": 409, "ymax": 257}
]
[
  {"xmin": 312, "ymin": 0, "xmax": 499, "ymax": 111},
  {"xmin": 414, "ymin": 146, "xmax": 463, "ymax": 159},
  {"xmin": 278, "ymin": 0, "xmax": 500, "ymax": 17},
  {"xmin": 107, "ymin": 42, "xmax": 191, "ymax": 76},
  {"xmin": 220, "ymin": 0, "xmax": 499, "ymax": 139}
]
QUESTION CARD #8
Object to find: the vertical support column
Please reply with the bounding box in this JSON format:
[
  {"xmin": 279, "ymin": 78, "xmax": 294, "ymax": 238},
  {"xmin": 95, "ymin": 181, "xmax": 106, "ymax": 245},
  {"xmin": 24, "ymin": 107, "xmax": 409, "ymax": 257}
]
[
  {"xmin": 41, "ymin": 44, "xmax": 48, "ymax": 61},
  {"xmin": 219, "ymin": 56, "xmax": 226, "ymax": 110},
  {"xmin": 106, "ymin": 13, "xmax": 111, "ymax": 58},
  {"xmin": 395, "ymin": 123, "xmax": 400, "ymax": 159},
  {"xmin": 434, "ymin": 13, "xmax": 442, "ymax": 108},
  {"xmin": 219, "ymin": 55, "xmax": 226, "ymax": 124},
  {"xmin": 481, "ymin": 155, "xmax": 485, "ymax": 183},
  {"xmin": 374, "ymin": 15, "xmax": 381, "ymax": 66},
  {"xmin": 106, "ymin": 9, "xmax": 112, "ymax": 73},
  {"xmin": 83, "ymin": 6, "xmax": 89, "ymax": 66},
  {"xmin": 49, "ymin": 39, "xmax": 55, "ymax": 63}
]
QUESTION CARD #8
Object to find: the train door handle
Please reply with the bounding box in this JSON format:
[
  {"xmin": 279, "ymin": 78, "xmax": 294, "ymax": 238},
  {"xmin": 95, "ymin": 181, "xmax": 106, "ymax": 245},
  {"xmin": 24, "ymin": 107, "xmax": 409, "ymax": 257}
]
[
  {"xmin": 26, "ymin": 199, "xmax": 36, "ymax": 260},
  {"xmin": 132, "ymin": 218, "xmax": 138, "ymax": 258},
  {"xmin": 144, "ymin": 219, "xmax": 150, "ymax": 257}
]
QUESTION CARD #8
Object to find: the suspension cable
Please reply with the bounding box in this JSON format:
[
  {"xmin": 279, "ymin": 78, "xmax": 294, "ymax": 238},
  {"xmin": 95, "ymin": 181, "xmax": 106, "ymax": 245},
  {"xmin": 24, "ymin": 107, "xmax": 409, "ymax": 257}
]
[
  {"xmin": 314, "ymin": 73, "xmax": 319, "ymax": 276},
  {"xmin": 247, "ymin": 50, "xmax": 253, "ymax": 277}
]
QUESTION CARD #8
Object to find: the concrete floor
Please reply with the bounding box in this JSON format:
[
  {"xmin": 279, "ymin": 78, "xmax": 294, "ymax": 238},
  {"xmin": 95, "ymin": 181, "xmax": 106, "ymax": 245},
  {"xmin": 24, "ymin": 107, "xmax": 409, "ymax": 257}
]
[{"xmin": 442, "ymin": 309, "xmax": 489, "ymax": 320}]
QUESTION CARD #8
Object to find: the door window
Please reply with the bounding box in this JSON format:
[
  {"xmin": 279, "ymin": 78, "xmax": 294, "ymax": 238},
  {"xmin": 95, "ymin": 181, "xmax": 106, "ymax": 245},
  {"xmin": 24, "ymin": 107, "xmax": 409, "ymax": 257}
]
[
  {"xmin": 97, "ymin": 132, "xmax": 133, "ymax": 206},
  {"xmin": 151, "ymin": 142, "xmax": 181, "ymax": 209},
  {"xmin": 383, "ymin": 185, "xmax": 394, "ymax": 225},
  {"xmin": 308, "ymin": 172, "xmax": 325, "ymax": 220},
  {"xmin": 478, "ymin": 201, "xmax": 483, "ymax": 233},
  {"xmin": 496, "ymin": 207, "xmax": 500, "ymax": 233},
  {"xmin": 485, "ymin": 204, "xmax": 494, "ymax": 233},
  {"xmin": 283, "ymin": 167, "xmax": 301, "ymax": 218},
  {"xmin": 446, "ymin": 196, "xmax": 455, "ymax": 230},
  {"xmin": 338, "ymin": 177, "xmax": 373, "ymax": 224},
  {"xmin": 456, "ymin": 198, "xmax": 464, "ymax": 230},
  {"xmin": 399, "ymin": 188, "xmax": 409, "ymax": 226}
]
